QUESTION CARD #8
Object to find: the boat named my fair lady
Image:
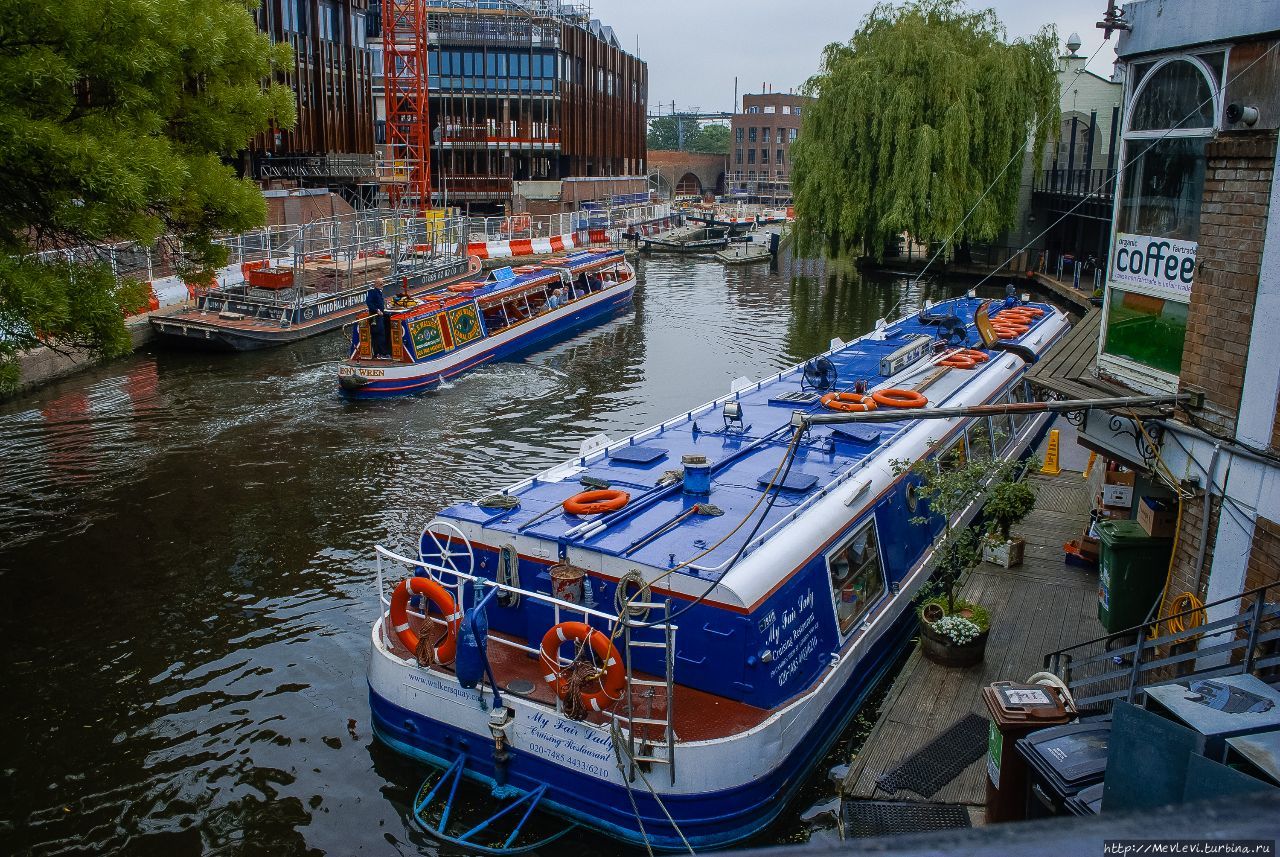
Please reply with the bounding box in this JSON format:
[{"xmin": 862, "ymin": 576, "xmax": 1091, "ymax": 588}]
[{"xmin": 365, "ymin": 295, "xmax": 1067, "ymax": 849}]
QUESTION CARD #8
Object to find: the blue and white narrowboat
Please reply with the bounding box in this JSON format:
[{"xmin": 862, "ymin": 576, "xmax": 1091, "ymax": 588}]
[
  {"xmin": 366, "ymin": 296, "xmax": 1068, "ymax": 850},
  {"xmin": 338, "ymin": 250, "xmax": 634, "ymax": 398}
]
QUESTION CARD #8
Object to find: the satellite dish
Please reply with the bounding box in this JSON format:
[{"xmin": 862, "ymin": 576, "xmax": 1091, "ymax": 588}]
[{"xmin": 802, "ymin": 357, "xmax": 838, "ymax": 392}]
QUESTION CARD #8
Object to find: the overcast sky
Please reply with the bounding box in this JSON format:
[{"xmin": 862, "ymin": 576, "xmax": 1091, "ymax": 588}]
[{"xmin": 588, "ymin": 0, "xmax": 1120, "ymax": 114}]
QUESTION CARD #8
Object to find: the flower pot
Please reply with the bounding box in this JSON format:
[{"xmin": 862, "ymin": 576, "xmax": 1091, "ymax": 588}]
[
  {"xmin": 983, "ymin": 536, "xmax": 1025, "ymax": 568},
  {"xmin": 919, "ymin": 620, "xmax": 989, "ymax": 667}
]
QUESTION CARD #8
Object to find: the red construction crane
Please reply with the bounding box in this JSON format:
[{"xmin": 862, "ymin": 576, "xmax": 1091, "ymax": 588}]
[{"xmin": 381, "ymin": 0, "xmax": 431, "ymax": 212}]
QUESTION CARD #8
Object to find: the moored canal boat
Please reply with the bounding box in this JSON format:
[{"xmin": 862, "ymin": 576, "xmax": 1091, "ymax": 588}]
[
  {"xmin": 365, "ymin": 295, "xmax": 1068, "ymax": 849},
  {"xmin": 150, "ymin": 253, "xmax": 478, "ymax": 351},
  {"xmin": 338, "ymin": 249, "xmax": 635, "ymax": 398}
]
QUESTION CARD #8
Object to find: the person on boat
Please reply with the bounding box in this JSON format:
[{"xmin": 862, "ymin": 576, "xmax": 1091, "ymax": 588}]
[
  {"xmin": 366, "ymin": 284, "xmax": 390, "ymax": 358},
  {"xmin": 547, "ymin": 287, "xmax": 564, "ymax": 310}
]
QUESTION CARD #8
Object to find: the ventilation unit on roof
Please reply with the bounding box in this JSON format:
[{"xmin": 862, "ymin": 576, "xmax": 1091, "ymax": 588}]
[{"xmin": 880, "ymin": 335, "xmax": 933, "ymax": 377}]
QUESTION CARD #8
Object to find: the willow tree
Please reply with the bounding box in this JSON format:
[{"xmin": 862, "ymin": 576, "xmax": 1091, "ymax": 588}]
[
  {"xmin": 790, "ymin": 0, "xmax": 1058, "ymax": 259},
  {"xmin": 0, "ymin": 0, "xmax": 294, "ymax": 391}
]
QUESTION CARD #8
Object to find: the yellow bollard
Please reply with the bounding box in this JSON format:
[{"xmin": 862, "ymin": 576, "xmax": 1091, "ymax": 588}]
[
  {"xmin": 1082, "ymin": 450, "xmax": 1097, "ymax": 479},
  {"xmin": 1041, "ymin": 429, "xmax": 1062, "ymax": 475}
]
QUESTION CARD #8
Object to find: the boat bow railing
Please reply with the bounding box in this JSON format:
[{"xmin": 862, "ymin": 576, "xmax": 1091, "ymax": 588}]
[{"xmin": 374, "ymin": 544, "xmax": 679, "ymax": 780}]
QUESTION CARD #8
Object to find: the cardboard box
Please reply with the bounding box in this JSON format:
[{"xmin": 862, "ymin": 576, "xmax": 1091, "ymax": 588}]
[
  {"xmin": 1095, "ymin": 503, "xmax": 1132, "ymax": 521},
  {"xmin": 1101, "ymin": 471, "xmax": 1135, "ymax": 508},
  {"xmin": 1138, "ymin": 496, "xmax": 1177, "ymax": 538},
  {"xmin": 1079, "ymin": 534, "xmax": 1100, "ymax": 562}
]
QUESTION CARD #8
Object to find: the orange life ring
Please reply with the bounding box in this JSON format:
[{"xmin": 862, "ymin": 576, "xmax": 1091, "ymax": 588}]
[
  {"xmin": 540, "ymin": 621, "xmax": 626, "ymax": 713},
  {"xmin": 447, "ymin": 282, "xmax": 479, "ymax": 293},
  {"xmin": 871, "ymin": 388, "xmax": 928, "ymax": 409},
  {"xmin": 820, "ymin": 391, "xmax": 877, "ymax": 412},
  {"xmin": 994, "ymin": 324, "xmax": 1029, "ymax": 337},
  {"xmin": 563, "ymin": 489, "xmax": 630, "ymax": 516},
  {"xmin": 388, "ymin": 576, "xmax": 462, "ymax": 664},
  {"xmin": 939, "ymin": 355, "xmax": 977, "ymax": 369},
  {"xmin": 959, "ymin": 349, "xmax": 989, "ymax": 363}
]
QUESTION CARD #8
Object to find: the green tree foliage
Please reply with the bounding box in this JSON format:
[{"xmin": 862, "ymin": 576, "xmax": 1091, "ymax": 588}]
[
  {"xmin": 0, "ymin": 0, "xmax": 295, "ymax": 390},
  {"xmin": 646, "ymin": 114, "xmax": 729, "ymax": 154},
  {"xmin": 691, "ymin": 123, "xmax": 730, "ymax": 155},
  {"xmin": 790, "ymin": 0, "xmax": 1058, "ymax": 258}
]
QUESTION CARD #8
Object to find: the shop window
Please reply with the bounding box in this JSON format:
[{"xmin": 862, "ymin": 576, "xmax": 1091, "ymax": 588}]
[
  {"xmin": 1102, "ymin": 55, "xmax": 1217, "ymax": 388},
  {"xmin": 828, "ymin": 520, "xmax": 886, "ymax": 636},
  {"xmin": 1102, "ymin": 288, "xmax": 1188, "ymax": 376},
  {"xmin": 1115, "ymin": 137, "xmax": 1207, "ymax": 243}
]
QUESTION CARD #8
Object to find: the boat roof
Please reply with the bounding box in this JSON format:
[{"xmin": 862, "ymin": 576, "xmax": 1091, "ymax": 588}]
[{"xmin": 440, "ymin": 296, "xmax": 1061, "ymax": 592}]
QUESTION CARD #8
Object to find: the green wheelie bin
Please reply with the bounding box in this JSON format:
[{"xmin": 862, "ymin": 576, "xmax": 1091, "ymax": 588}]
[{"xmin": 1097, "ymin": 520, "xmax": 1174, "ymax": 633}]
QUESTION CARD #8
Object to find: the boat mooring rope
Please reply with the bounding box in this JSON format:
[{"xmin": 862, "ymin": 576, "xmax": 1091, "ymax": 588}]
[{"xmin": 609, "ymin": 720, "xmax": 696, "ymax": 856}]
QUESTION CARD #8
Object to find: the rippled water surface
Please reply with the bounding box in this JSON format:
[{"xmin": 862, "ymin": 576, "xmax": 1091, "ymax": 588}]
[{"xmin": 1, "ymin": 250, "xmax": 990, "ymax": 855}]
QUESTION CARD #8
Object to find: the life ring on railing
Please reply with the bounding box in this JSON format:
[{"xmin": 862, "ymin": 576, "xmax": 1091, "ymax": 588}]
[
  {"xmin": 563, "ymin": 489, "xmax": 630, "ymax": 516},
  {"xmin": 821, "ymin": 391, "xmax": 877, "ymax": 412},
  {"xmin": 539, "ymin": 621, "xmax": 626, "ymax": 713},
  {"xmin": 872, "ymin": 388, "xmax": 928, "ymax": 409},
  {"xmin": 388, "ymin": 576, "xmax": 462, "ymax": 664}
]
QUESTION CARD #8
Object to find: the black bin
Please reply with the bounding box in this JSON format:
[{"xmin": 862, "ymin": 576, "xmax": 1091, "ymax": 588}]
[
  {"xmin": 1064, "ymin": 782, "xmax": 1105, "ymax": 817},
  {"xmin": 1015, "ymin": 720, "xmax": 1112, "ymax": 818}
]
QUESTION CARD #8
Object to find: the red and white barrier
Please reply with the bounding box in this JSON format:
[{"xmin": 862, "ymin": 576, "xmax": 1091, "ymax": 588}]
[{"xmin": 465, "ymin": 229, "xmax": 614, "ymax": 260}]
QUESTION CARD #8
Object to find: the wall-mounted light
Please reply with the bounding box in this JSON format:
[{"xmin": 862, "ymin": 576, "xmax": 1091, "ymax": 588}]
[{"xmin": 1226, "ymin": 103, "xmax": 1260, "ymax": 127}]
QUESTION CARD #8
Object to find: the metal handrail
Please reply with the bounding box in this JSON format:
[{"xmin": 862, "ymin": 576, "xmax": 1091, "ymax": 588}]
[{"xmin": 1044, "ymin": 580, "xmax": 1280, "ymax": 709}]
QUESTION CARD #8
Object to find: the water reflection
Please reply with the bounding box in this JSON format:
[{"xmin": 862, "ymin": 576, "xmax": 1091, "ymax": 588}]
[{"xmin": 0, "ymin": 247, "xmax": 989, "ymax": 855}]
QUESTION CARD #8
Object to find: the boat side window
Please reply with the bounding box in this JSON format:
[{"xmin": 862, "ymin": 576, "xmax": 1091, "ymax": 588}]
[
  {"xmin": 828, "ymin": 520, "xmax": 886, "ymax": 636},
  {"xmin": 1005, "ymin": 390, "xmax": 1027, "ymax": 432},
  {"xmin": 991, "ymin": 412, "xmax": 1014, "ymax": 452},
  {"xmin": 939, "ymin": 435, "xmax": 967, "ymax": 472},
  {"xmin": 968, "ymin": 418, "xmax": 995, "ymax": 461}
]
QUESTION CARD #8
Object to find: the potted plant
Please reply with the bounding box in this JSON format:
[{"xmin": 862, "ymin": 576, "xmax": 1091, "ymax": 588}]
[
  {"xmin": 895, "ymin": 453, "xmax": 992, "ymax": 667},
  {"xmin": 982, "ymin": 459, "xmax": 1038, "ymax": 568}
]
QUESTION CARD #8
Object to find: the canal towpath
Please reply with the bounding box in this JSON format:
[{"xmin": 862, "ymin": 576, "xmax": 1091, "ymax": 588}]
[{"xmin": 841, "ymin": 419, "xmax": 1102, "ymax": 824}]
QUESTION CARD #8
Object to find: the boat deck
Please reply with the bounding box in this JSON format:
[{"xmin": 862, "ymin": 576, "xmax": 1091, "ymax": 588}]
[
  {"xmin": 386, "ymin": 619, "xmax": 772, "ymax": 743},
  {"xmin": 840, "ymin": 421, "xmax": 1103, "ymax": 821},
  {"xmin": 442, "ymin": 298, "xmax": 1062, "ymax": 598}
]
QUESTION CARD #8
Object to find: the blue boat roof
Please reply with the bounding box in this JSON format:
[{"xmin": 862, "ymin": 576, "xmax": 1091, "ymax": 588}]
[
  {"xmin": 463, "ymin": 250, "xmax": 625, "ymax": 301},
  {"xmin": 440, "ymin": 296, "xmax": 1061, "ymax": 584}
]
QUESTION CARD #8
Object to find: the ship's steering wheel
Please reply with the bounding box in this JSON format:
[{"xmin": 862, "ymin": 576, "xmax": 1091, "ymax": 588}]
[{"xmin": 417, "ymin": 520, "xmax": 474, "ymax": 584}]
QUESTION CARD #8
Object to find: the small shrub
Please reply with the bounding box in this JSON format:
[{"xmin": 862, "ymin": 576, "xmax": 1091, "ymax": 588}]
[{"xmin": 933, "ymin": 615, "xmax": 981, "ymax": 646}]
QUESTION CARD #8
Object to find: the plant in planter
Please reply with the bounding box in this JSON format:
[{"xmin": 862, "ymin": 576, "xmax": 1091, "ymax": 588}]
[
  {"xmin": 982, "ymin": 459, "xmax": 1038, "ymax": 568},
  {"xmin": 894, "ymin": 453, "xmax": 992, "ymax": 667}
]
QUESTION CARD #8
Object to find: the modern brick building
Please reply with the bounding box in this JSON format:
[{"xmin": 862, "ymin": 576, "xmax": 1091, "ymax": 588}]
[
  {"xmin": 368, "ymin": 1, "xmax": 648, "ymax": 215},
  {"xmin": 729, "ymin": 92, "xmax": 810, "ymax": 205},
  {"xmin": 248, "ymin": 0, "xmax": 379, "ymax": 205},
  {"xmin": 1032, "ymin": 0, "xmax": 1280, "ymax": 632}
]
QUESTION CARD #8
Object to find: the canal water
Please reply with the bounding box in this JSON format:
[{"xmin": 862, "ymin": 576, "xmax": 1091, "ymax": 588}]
[{"xmin": 0, "ymin": 249, "xmax": 996, "ymax": 855}]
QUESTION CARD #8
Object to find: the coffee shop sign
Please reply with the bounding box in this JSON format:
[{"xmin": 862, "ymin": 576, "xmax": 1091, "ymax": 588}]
[{"xmin": 1111, "ymin": 233, "xmax": 1197, "ymax": 300}]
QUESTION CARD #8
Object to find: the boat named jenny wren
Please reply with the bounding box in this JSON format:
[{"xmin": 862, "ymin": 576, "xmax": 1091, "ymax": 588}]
[
  {"xmin": 364, "ymin": 295, "xmax": 1067, "ymax": 849},
  {"xmin": 338, "ymin": 249, "xmax": 634, "ymax": 398}
]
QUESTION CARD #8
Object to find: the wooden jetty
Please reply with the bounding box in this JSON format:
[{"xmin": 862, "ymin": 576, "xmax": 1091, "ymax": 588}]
[{"xmin": 841, "ymin": 420, "xmax": 1103, "ymax": 824}]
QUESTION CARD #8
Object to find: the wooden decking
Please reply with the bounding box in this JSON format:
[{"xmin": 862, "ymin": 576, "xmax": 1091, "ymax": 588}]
[{"xmin": 841, "ymin": 422, "xmax": 1104, "ymax": 820}]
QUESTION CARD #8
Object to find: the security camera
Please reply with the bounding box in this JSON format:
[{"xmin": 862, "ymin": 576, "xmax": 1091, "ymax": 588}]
[{"xmin": 1225, "ymin": 103, "xmax": 1260, "ymax": 126}]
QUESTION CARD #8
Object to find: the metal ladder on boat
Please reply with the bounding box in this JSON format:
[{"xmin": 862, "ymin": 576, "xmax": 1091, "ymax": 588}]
[{"xmin": 617, "ymin": 600, "xmax": 678, "ymax": 785}]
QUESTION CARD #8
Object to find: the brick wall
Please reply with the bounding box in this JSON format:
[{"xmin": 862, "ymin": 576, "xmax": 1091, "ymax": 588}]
[
  {"xmin": 1179, "ymin": 131, "xmax": 1278, "ymax": 436},
  {"xmin": 1159, "ymin": 491, "xmax": 1222, "ymax": 619},
  {"xmin": 1245, "ymin": 517, "xmax": 1280, "ymax": 595}
]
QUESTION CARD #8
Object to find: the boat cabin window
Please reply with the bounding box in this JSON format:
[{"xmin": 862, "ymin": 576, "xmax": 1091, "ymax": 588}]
[
  {"xmin": 1005, "ymin": 390, "xmax": 1027, "ymax": 432},
  {"xmin": 828, "ymin": 520, "xmax": 886, "ymax": 637},
  {"xmin": 940, "ymin": 435, "xmax": 967, "ymax": 471},
  {"xmin": 991, "ymin": 412, "xmax": 1014, "ymax": 452},
  {"xmin": 967, "ymin": 418, "xmax": 994, "ymax": 461}
]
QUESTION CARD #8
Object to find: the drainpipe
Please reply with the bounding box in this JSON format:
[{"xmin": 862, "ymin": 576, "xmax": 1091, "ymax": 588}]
[{"xmin": 1193, "ymin": 443, "xmax": 1221, "ymax": 594}]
